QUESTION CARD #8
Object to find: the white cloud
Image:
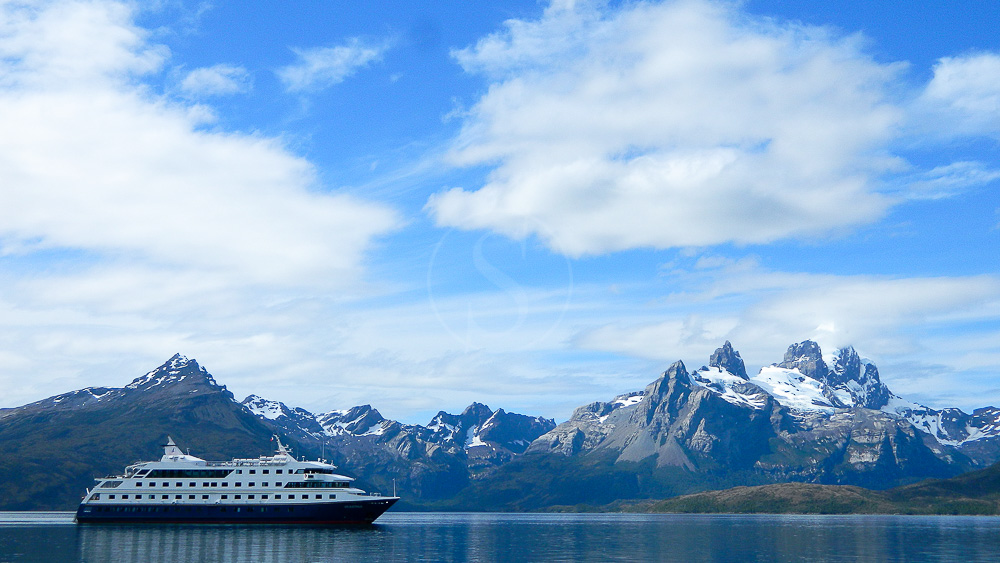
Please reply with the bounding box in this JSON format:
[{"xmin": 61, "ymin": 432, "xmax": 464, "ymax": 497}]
[
  {"xmin": 179, "ymin": 64, "xmax": 251, "ymax": 97},
  {"xmin": 894, "ymin": 161, "xmax": 1000, "ymax": 200},
  {"xmin": 0, "ymin": 0, "xmax": 399, "ymax": 286},
  {"xmin": 918, "ymin": 52, "xmax": 1000, "ymax": 136},
  {"xmin": 428, "ymin": 0, "xmax": 902, "ymax": 256},
  {"xmin": 0, "ymin": 0, "xmax": 404, "ymax": 410},
  {"xmin": 278, "ymin": 39, "xmax": 388, "ymax": 93}
]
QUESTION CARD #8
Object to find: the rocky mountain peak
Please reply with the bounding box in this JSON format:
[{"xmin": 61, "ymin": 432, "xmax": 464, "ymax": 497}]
[
  {"xmin": 709, "ymin": 341, "xmax": 748, "ymax": 380},
  {"xmin": 123, "ymin": 354, "xmax": 226, "ymax": 397},
  {"xmin": 665, "ymin": 360, "xmax": 689, "ymax": 381},
  {"xmin": 829, "ymin": 346, "xmax": 862, "ymax": 386},
  {"xmin": 461, "ymin": 402, "xmax": 494, "ymax": 424},
  {"xmin": 317, "ymin": 405, "xmax": 385, "ymax": 435},
  {"xmin": 777, "ymin": 340, "xmax": 828, "ymax": 381},
  {"xmin": 241, "ymin": 394, "xmax": 286, "ymax": 419}
]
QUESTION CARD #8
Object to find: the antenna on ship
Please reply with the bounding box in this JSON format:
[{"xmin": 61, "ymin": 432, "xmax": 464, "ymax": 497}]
[{"xmin": 273, "ymin": 434, "xmax": 292, "ymax": 457}]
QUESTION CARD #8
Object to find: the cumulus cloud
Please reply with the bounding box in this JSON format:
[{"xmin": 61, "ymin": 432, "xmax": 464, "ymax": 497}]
[
  {"xmin": 428, "ymin": 0, "xmax": 903, "ymax": 256},
  {"xmin": 0, "ymin": 0, "xmax": 399, "ymax": 286},
  {"xmin": 918, "ymin": 52, "xmax": 1000, "ymax": 136},
  {"xmin": 179, "ymin": 64, "xmax": 251, "ymax": 97},
  {"xmin": 278, "ymin": 39, "xmax": 389, "ymax": 93}
]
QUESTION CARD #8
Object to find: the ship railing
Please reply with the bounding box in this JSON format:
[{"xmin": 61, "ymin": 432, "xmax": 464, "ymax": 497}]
[{"xmin": 202, "ymin": 458, "xmax": 296, "ymax": 467}]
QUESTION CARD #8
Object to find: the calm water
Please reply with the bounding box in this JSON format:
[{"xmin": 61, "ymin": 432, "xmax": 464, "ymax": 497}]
[{"xmin": 2, "ymin": 511, "xmax": 999, "ymax": 562}]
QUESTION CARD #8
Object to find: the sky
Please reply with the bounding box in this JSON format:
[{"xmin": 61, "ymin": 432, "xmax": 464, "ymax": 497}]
[{"xmin": 0, "ymin": 0, "xmax": 997, "ymax": 424}]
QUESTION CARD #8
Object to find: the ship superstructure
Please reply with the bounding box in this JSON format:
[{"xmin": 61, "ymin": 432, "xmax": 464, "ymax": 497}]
[{"xmin": 75, "ymin": 436, "xmax": 397, "ymax": 524}]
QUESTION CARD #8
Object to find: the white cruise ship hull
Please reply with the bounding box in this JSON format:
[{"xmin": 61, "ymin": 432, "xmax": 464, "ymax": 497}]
[{"xmin": 76, "ymin": 496, "xmax": 398, "ymax": 524}]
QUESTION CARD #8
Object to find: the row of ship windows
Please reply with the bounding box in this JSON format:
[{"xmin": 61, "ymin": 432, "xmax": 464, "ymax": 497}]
[
  {"xmin": 127, "ymin": 481, "xmax": 349, "ymax": 488},
  {"xmin": 140, "ymin": 468, "xmax": 334, "ymax": 477},
  {"xmin": 138, "ymin": 481, "xmax": 275, "ymax": 488},
  {"xmin": 90, "ymin": 506, "xmax": 337, "ymax": 513},
  {"xmin": 93, "ymin": 493, "xmax": 337, "ymax": 501}
]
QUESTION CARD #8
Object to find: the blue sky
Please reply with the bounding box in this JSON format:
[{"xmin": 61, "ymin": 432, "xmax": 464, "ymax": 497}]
[{"xmin": 0, "ymin": 0, "xmax": 997, "ymax": 423}]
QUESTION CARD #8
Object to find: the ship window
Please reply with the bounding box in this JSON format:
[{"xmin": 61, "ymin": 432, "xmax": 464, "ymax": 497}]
[
  {"xmin": 202, "ymin": 495, "xmax": 209, "ymax": 500},
  {"xmin": 162, "ymin": 482, "xmax": 169, "ymax": 487},
  {"xmin": 108, "ymin": 495, "xmax": 115, "ymax": 499},
  {"xmin": 222, "ymin": 482, "xmax": 228, "ymax": 487},
  {"xmin": 248, "ymin": 495, "xmax": 255, "ymax": 499},
  {"xmin": 289, "ymin": 495, "xmax": 295, "ymax": 499},
  {"xmin": 162, "ymin": 495, "xmax": 168, "ymax": 499},
  {"xmin": 189, "ymin": 495, "xmax": 195, "ymax": 500},
  {"xmin": 235, "ymin": 495, "xmax": 242, "ymax": 499},
  {"xmin": 262, "ymin": 494, "xmax": 268, "ymax": 499},
  {"xmin": 329, "ymin": 494, "xmax": 336, "ymax": 499},
  {"xmin": 175, "ymin": 495, "xmax": 181, "ymax": 500},
  {"xmin": 122, "ymin": 495, "xmax": 129, "ymax": 500},
  {"xmin": 262, "ymin": 482, "xmax": 268, "ymax": 487},
  {"xmin": 149, "ymin": 482, "xmax": 155, "ymax": 487},
  {"xmin": 211, "ymin": 482, "xmax": 217, "ymax": 487},
  {"xmin": 276, "ymin": 470, "xmax": 283, "ymax": 474},
  {"xmin": 275, "ymin": 495, "xmax": 281, "ymax": 500},
  {"xmin": 176, "ymin": 482, "xmax": 182, "ymax": 487},
  {"xmin": 221, "ymin": 495, "xmax": 228, "ymax": 499},
  {"xmin": 136, "ymin": 482, "xmax": 142, "ymax": 487},
  {"xmin": 262, "ymin": 469, "xmax": 269, "ymax": 474},
  {"xmin": 249, "ymin": 482, "xmax": 255, "ymax": 487},
  {"xmin": 315, "ymin": 494, "xmax": 322, "ymax": 499},
  {"xmin": 202, "ymin": 482, "xmax": 208, "ymax": 487},
  {"xmin": 189, "ymin": 482, "xmax": 195, "ymax": 487},
  {"xmin": 148, "ymin": 494, "xmax": 155, "ymax": 499},
  {"xmin": 249, "ymin": 470, "xmax": 256, "ymax": 474},
  {"xmin": 235, "ymin": 482, "xmax": 242, "ymax": 487},
  {"xmin": 236, "ymin": 470, "xmax": 242, "ymax": 474}
]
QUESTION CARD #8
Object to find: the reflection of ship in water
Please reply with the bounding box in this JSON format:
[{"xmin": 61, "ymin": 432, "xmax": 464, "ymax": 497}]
[
  {"xmin": 76, "ymin": 436, "xmax": 397, "ymax": 524},
  {"xmin": 77, "ymin": 523, "xmax": 393, "ymax": 562}
]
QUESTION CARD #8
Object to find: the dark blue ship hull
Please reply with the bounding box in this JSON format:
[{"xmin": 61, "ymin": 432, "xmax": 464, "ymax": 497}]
[{"xmin": 75, "ymin": 497, "xmax": 397, "ymax": 524}]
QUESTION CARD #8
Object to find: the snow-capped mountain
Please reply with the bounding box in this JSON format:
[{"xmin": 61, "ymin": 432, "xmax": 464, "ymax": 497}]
[
  {"xmin": 681, "ymin": 341, "xmax": 999, "ymax": 454},
  {"xmin": 3, "ymin": 347, "xmax": 999, "ymax": 512},
  {"xmin": 522, "ymin": 340, "xmax": 1000, "ymax": 506}
]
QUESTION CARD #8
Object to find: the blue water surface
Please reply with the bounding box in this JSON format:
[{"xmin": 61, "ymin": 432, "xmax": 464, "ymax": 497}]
[{"xmin": 1, "ymin": 511, "xmax": 998, "ymax": 562}]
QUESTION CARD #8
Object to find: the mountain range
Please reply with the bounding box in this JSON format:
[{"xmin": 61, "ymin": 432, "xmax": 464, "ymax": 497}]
[{"xmin": 2, "ymin": 341, "xmax": 999, "ymax": 511}]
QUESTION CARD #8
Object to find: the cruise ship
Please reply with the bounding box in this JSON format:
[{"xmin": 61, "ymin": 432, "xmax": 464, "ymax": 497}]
[{"xmin": 75, "ymin": 437, "xmax": 398, "ymax": 524}]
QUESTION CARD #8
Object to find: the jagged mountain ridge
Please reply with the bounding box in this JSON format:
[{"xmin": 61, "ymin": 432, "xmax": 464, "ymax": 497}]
[
  {"xmin": 521, "ymin": 340, "xmax": 1000, "ymax": 500},
  {"xmin": 0, "ymin": 354, "xmax": 554, "ymax": 509},
  {"xmin": 3, "ymin": 344, "xmax": 999, "ymax": 511},
  {"xmin": 239, "ymin": 393, "xmax": 556, "ymax": 500}
]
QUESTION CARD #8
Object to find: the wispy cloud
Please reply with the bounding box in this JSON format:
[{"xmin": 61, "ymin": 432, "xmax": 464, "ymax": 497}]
[
  {"xmin": 179, "ymin": 64, "xmax": 251, "ymax": 97},
  {"xmin": 896, "ymin": 161, "xmax": 1000, "ymax": 200},
  {"xmin": 575, "ymin": 259, "xmax": 1000, "ymax": 409},
  {"xmin": 277, "ymin": 39, "xmax": 390, "ymax": 93}
]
